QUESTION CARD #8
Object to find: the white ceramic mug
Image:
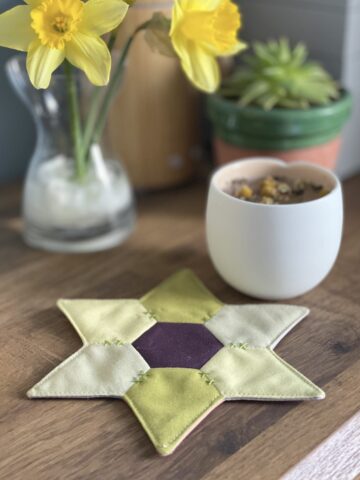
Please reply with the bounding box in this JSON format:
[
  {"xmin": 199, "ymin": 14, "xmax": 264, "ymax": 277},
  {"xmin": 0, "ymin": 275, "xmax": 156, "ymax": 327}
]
[{"xmin": 206, "ymin": 158, "xmax": 343, "ymax": 300}]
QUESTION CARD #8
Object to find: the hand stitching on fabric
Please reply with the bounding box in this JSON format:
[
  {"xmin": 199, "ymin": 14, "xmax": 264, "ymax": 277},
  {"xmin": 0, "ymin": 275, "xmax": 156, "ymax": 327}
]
[{"xmin": 229, "ymin": 342, "xmax": 249, "ymax": 350}]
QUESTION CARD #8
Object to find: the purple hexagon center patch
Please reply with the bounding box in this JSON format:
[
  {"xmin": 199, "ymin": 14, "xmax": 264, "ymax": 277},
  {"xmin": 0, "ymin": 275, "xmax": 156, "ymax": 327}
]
[{"xmin": 133, "ymin": 322, "xmax": 223, "ymax": 369}]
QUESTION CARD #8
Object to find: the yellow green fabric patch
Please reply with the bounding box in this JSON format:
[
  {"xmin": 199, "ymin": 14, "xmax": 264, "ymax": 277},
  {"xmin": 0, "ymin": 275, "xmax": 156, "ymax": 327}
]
[
  {"xmin": 141, "ymin": 269, "xmax": 223, "ymax": 323},
  {"xmin": 125, "ymin": 368, "xmax": 223, "ymax": 455},
  {"xmin": 27, "ymin": 269, "xmax": 325, "ymax": 456}
]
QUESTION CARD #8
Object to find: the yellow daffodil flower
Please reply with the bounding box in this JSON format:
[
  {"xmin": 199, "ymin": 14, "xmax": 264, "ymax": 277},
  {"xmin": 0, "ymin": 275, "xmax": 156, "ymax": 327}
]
[
  {"xmin": 0, "ymin": 0, "xmax": 129, "ymax": 89},
  {"xmin": 170, "ymin": 0, "xmax": 246, "ymax": 93}
]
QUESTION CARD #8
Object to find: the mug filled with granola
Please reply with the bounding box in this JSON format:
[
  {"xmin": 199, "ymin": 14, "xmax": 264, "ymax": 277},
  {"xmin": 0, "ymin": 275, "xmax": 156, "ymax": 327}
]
[
  {"xmin": 206, "ymin": 158, "xmax": 343, "ymax": 300},
  {"xmin": 227, "ymin": 175, "xmax": 330, "ymax": 205}
]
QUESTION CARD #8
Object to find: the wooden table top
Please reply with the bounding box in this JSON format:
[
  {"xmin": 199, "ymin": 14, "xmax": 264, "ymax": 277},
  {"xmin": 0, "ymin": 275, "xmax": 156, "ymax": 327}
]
[{"xmin": 0, "ymin": 177, "xmax": 359, "ymax": 480}]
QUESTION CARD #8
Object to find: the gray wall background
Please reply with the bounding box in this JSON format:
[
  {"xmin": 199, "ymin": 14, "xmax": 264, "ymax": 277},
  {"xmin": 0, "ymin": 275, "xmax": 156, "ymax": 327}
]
[
  {"xmin": 0, "ymin": 0, "xmax": 35, "ymax": 184},
  {"xmin": 0, "ymin": 0, "xmax": 359, "ymax": 183}
]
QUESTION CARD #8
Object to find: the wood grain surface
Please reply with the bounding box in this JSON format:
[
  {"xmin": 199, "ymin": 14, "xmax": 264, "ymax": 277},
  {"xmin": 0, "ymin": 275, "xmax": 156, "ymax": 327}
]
[{"xmin": 0, "ymin": 176, "xmax": 359, "ymax": 480}]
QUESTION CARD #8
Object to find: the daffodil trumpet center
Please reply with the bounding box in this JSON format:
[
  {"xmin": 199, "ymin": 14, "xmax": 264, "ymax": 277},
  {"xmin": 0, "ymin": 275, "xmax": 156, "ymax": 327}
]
[
  {"xmin": 31, "ymin": 0, "xmax": 84, "ymax": 49},
  {"xmin": 52, "ymin": 15, "xmax": 70, "ymax": 34},
  {"xmin": 179, "ymin": 0, "xmax": 240, "ymax": 54}
]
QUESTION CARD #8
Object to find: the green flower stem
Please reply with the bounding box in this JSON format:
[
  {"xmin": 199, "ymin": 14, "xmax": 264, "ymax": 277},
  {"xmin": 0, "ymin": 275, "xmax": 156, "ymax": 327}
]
[
  {"xmin": 107, "ymin": 29, "xmax": 118, "ymax": 53},
  {"xmin": 78, "ymin": 51, "xmax": 124, "ymax": 165},
  {"xmin": 64, "ymin": 61, "xmax": 85, "ymax": 180},
  {"xmin": 79, "ymin": 87, "xmax": 103, "ymax": 164},
  {"xmin": 81, "ymin": 22, "xmax": 150, "ymax": 163},
  {"xmin": 78, "ymin": 29, "xmax": 120, "ymax": 162},
  {"xmin": 91, "ymin": 34, "xmax": 134, "ymax": 145}
]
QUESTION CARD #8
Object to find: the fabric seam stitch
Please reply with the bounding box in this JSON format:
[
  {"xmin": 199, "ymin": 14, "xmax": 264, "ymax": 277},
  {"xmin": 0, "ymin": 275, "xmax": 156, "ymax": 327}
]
[
  {"xmin": 125, "ymin": 393, "xmax": 223, "ymax": 451},
  {"xmin": 124, "ymin": 377, "xmax": 223, "ymax": 450},
  {"xmin": 29, "ymin": 345, "xmax": 150, "ymax": 394}
]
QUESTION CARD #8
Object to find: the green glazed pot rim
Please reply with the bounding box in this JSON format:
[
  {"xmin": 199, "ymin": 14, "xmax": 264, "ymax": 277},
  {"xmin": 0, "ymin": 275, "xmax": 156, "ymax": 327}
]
[
  {"xmin": 208, "ymin": 88, "xmax": 352, "ymax": 119},
  {"xmin": 206, "ymin": 88, "xmax": 352, "ymax": 150}
]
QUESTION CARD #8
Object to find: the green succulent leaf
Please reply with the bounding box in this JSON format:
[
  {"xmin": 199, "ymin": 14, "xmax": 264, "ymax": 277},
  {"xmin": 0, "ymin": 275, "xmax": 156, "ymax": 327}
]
[
  {"xmin": 239, "ymin": 80, "xmax": 269, "ymax": 106},
  {"xmin": 278, "ymin": 38, "xmax": 291, "ymax": 63},
  {"xmin": 254, "ymin": 42, "xmax": 276, "ymax": 65},
  {"xmin": 291, "ymin": 43, "xmax": 307, "ymax": 67},
  {"xmin": 220, "ymin": 39, "xmax": 340, "ymax": 110}
]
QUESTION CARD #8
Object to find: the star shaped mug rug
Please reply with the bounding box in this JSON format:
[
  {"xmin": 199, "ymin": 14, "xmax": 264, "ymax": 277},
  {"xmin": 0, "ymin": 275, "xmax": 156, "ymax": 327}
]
[{"xmin": 28, "ymin": 269, "xmax": 324, "ymax": 456}]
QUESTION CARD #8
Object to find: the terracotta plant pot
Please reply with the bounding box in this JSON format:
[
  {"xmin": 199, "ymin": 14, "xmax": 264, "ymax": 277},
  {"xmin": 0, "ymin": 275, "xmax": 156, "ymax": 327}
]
[{"xmin": 207, "ymin": 91, "xmax": 352, "ymax": 170}]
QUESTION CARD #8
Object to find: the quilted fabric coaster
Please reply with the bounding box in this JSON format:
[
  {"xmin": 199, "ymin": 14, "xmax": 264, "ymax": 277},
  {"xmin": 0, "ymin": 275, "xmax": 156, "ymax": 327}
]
[{"xmin": 27, "ymin": 270, "xmax": 325, "ymax": 455}]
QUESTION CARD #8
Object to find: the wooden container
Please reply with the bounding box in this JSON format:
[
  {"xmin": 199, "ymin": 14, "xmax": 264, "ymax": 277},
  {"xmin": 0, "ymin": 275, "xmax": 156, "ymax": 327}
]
[{"xmin": 109, "ymin": 0, "xmax": 200, "ymax": 190}]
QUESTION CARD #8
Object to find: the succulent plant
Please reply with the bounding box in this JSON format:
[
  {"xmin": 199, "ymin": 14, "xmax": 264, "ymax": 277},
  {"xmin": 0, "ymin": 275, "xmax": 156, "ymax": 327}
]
[{"xmin": 220, "ymin": 39, "xmax": 340, "ymax": 110}]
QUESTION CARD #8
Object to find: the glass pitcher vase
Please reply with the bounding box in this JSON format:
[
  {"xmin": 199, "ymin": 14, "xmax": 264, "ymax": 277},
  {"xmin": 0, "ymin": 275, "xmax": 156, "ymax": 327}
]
[{"xmin": 6, "ymin": 55, "xmax": 136, "ymax": 253}]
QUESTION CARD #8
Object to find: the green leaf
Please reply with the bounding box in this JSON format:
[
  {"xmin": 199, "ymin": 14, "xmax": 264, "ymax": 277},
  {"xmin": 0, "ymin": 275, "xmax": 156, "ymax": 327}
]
[
  {"xmin": 223, "ymin": 69, "xmax": 254, "ymax": 87},
  {"xmin": 258, "ymin": 93, "xmax": 280, "ymax": 110},
  {"xmin": 263, "ymin": 66, "xmax": 285, "ymax": 78},
  {"xmin": 254, "ymin": 42, "xmax": 276, "ymax": 65},
  {"xmin": 219, "ymin": 38, "xmax": 339, "ymax": 109},
  {"xmin": 239, "ymin": 80, "xmax": 270, "ymax": 106},
  {"xmin": 291, "ymin": 43, "xmax": 307, "ymax": 67},
  {"xmin": 268, "ymin": 39, "xmax": 280, "ymax": 54},
  {"xmin": 278, "ymin": 38, "xmax": 291, "ymax": 63}
]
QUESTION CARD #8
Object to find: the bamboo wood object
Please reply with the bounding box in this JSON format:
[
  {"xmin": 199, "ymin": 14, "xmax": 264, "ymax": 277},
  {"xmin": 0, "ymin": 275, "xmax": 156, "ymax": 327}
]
[{"xmin": 108, "ymin": 0, "xmax": 200, "ymax": 190}]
